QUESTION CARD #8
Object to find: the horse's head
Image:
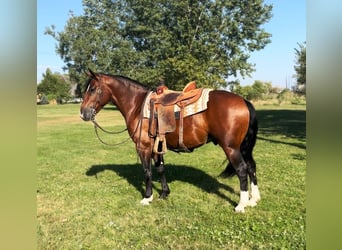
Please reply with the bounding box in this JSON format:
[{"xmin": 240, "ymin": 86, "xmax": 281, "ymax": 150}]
[{"xmin": 80, "ymin": 69, "xmax": 111, "ymax": 121}]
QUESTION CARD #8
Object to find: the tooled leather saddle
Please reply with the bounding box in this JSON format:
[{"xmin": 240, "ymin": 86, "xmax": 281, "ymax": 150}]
[{"xmin": 149, "ymin": 81, "xmax": 204, "ymax": 154}]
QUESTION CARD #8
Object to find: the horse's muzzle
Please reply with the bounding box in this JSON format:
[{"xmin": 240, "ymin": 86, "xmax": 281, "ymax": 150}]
[{"xmin": 80, "ymin": 107, "xmax": 95, "ymax": 121}]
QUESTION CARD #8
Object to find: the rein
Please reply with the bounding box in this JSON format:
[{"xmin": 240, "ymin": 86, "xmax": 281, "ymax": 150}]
[
  {"xmin": 90, "ymin": 86, "xmax": 131, "ymax": 146},
  {"xmin": 91, "ymin": 116, "xmax": 142, "ymax": 147},
  {"xmin": 92, "ymin": 120, "xmax": 132, "ymax": 146},
  {"xmin": 92, "ymin": 119, "xmax": 127, "ymax": 134},
  {"xmin": 88, "ymin": 77, "xmax": 150, "ymax": 148}
]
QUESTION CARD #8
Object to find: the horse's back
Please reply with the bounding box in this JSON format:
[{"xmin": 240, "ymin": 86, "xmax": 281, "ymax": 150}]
[
  {"xmin": 205, "ymin": 90, "xmax": 250, "ymax": 146},
  {"xmin": 206, "ymin": 90, "xmax": 250, "ymax": 119},
  {"xmin": 165, "ymin": 90, "xmax": 251, "ymax": 151}
]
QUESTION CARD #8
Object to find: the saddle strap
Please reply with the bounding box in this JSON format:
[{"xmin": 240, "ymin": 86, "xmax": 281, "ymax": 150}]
[
  {"xmin": 148, "ymin": 99, "xmax": 157, "ymax": 137},
  {"xmin": 178, "ymin": 105, "xmax": 190, "ymax": 152}
]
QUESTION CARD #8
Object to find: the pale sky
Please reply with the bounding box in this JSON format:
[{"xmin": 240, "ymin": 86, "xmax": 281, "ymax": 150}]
[{"xmin": 37, "ymin": 0, "xmax": 305, "ymax": 88}]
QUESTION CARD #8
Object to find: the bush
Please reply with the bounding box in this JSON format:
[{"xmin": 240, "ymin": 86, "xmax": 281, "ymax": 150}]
[
  {"xmin": 37, "ymin": 68, "xmax": 72, "ymax": 104},
  {"xmin": 37, "ymin": 94, "xmax": 49, "ymax": 105},
  {"xmin": 232, "ymin": 81, "xmax": 306, "ymax": 105},
  {"xmin": 277, "ymin": 89, "xmax": 292, "ymax": 104}
]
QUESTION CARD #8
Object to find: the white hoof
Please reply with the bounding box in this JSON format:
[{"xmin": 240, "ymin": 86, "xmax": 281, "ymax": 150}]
[
  {"xmin": 235, "ymin": 186, "xmax": 261, "ymax": 211},
  {"xmin": 235, "ymin": 204, "xmax": 246, "ymax": 213},
  {"xmin": 247, "ymin": 198, "xmax": 258, "ymax": 207},
  {"xmin": 140, "ymin": 195, "xmax": 153, "ymax": 205},
  {"xmin": 251, "ymin": 183, "xmax": 261, "ymax": 203},
  {"xmin": 235, "ymin": 191, "xmax": 249, "ymax": 213}
]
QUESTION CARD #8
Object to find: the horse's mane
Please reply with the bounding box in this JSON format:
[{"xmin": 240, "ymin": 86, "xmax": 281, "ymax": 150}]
[
  {"xmin": 104, "ymin": 74, "xmax": 151, "ymax": 91},
  {"xmin": 84, "ymin": 78, "xmax": 93, "ymax": 92},
  {"xmin": 84, "ymin": 72, "xmax": 153, "ymax": 93}
]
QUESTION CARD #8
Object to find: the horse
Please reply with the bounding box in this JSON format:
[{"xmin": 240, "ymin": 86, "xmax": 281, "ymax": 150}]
[{"xmin": 80, "ymin": 69, "xmax": 260, "ymax": 213}]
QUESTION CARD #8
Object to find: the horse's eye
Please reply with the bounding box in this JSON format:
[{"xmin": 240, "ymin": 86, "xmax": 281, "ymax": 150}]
[{"xmin": 89, "ymin": 87, "xmax": 96, "ymax": 94}]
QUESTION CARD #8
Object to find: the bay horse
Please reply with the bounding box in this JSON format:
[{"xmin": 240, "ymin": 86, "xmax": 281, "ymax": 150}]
[{"xmin": 80, "ymin": 70, "xmax": 260, "ymax": 213}]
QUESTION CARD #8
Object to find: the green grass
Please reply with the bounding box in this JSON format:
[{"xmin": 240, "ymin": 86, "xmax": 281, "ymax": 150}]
[{"xmin": 37, "ymin": 103, "xmax": 306, "ymax": 249}]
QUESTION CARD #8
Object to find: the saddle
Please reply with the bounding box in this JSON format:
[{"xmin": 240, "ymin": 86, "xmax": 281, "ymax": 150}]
[{"xmin": 149, "ymin": 81, "xmax": 204, "ymax": 154}]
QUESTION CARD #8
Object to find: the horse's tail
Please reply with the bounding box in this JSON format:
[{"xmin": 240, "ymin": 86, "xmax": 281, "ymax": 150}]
[
  {"xmin": 241, "ymin": 99, "xmax": 258, "ymax": 158},
  {"xmin": 219, "ymin": 99, "xmax": 258, "ymax": 178}
]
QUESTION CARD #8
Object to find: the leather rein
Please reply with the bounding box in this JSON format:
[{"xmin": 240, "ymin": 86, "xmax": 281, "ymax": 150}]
[
  {"xmin": 90, "ymin": 85, "xmax": 147, "ymax": 147},
  {"xmin": 91, "ymin": 119, "xmax": 132, "ymax": 146}
]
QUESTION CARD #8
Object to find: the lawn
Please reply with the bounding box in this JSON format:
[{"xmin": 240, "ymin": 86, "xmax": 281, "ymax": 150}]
[{"xmin": 37, "ymin": 103, "xmax": 306, "ymax": 249}]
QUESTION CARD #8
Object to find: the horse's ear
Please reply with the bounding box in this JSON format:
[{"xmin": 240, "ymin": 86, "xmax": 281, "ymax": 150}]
[{"xmin": 87, "ymin": 68, "xmax": 98, "ymax": 80}]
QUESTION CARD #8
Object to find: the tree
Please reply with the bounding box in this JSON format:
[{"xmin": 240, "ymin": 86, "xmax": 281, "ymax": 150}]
[
  {"xmin": 37, "ymin": 68, "xmax": 71, "ymax": 103},
  {"xmin": 232, "ymin": 80, "xmax": 271, "ymax": 100},
  {"xmin": 293, "ymin": 42, "xmax": 306, "ymax": 95},
  {"xmin": 46, "ymin": 0, "xmax": 273, "ymax": 90}
]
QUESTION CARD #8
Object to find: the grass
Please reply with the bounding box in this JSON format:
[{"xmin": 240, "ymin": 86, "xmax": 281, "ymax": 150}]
[{"xmin": 37, "ymin": 103, "xmax": 306, "ymax": 249}]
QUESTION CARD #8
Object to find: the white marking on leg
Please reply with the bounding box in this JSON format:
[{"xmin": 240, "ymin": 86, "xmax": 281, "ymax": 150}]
[
  {"xmin": 246, "ymin": 183, "xmax": 260, "ymax": 207},
  {"xmin": 250, "ymin": 183, "xmax": 261, "ymax": 202},
  {"xmin": 140, "ymin": 194, "xmax": 153, "ymax": 205},
  {"xmin": 235, "ymin": 191, "xmax": 249, "ymax": 213}
]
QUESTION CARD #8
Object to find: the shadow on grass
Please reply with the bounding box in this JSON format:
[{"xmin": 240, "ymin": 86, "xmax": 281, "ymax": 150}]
[
  {"xmin": 257, "ymin": 136, "xmax": 306, "ymax": 149},
  {"xmin": 86, "ymin": 163, "xmax": 238, "ymax": 207},
  {"xmin": 256, "ymin": 109, "xmax": 306, "ymax": 148}
]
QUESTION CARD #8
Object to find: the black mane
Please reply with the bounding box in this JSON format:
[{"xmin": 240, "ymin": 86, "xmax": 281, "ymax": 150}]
[
  {"xmin": 84, "ymin": 72, "xmax": 154, "ymax": 94},
  {"xmin": 104, "ymin": 74, "xmax": 152, "ymax": 91},
  {"xmin": 84, "ymin": 78, "xmax": 93, "ymax": 92}
]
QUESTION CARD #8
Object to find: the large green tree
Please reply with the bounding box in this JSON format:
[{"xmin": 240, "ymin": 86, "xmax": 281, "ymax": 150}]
[{"xmin": 46, "ymin": 0, "xmax": 272, "ymax": 90}]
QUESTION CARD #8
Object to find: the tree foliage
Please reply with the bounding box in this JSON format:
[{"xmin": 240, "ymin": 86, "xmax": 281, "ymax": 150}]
[
  {"xmin": 232, "ymin": 80, "xmax": 272, "ymax": 100},
  {"xmin": 46, "ymin": 0, "xmax": 272, "ymax": 90},
  {"xmin": 293, "ymin": 42, "xmax": 306, "ymax": 95},
  {"xmin": 37, "ymin": 68, "xmax": 71, "ymax": 103}
]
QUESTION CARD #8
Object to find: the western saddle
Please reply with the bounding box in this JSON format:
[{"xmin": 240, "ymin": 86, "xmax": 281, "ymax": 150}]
[{"xmin": 149, "ymin": 81, "xmax": 204, "ymax": 154}]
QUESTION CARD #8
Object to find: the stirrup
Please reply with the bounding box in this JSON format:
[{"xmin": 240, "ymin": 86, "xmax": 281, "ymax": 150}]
[{"xmin": 153, "ymin": 136, "xmax": 167, "ymax": 154}]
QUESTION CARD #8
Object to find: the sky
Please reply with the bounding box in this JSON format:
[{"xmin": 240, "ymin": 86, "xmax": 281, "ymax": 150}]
[{"xmin": 37, "ymin": 0, "xmax": 306, "ymax": 88}]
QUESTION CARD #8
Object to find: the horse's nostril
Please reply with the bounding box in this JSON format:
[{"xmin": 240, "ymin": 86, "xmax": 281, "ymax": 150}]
[
  {"xmin": 80, "ymin": 110, "xmax": 89, "ymax": 121},
  {"xmin": 80, "ymin": 108, "xmax": 95, "ymax": 121}
]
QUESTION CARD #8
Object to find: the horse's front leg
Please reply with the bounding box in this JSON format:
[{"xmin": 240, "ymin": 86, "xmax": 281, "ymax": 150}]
[
  {"xmin": 154, "ymin": 154, "xmax": 170, "ymax": 199},
  {"xmin": 139, "ymin": 150, "xmax": 154, "ymax": 205}
]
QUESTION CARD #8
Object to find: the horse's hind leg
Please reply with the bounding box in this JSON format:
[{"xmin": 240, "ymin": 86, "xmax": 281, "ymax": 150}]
[
  {"xmin": 154, "ymin": 154, "xmax": 170, "ymax": 199},
  {"xmin": 222, "ymin": 146, "xmax": 250, "ymax": 213},
  {"xmin": 246, "ymin": 156, "xmax": 260, "ymax": 206}
]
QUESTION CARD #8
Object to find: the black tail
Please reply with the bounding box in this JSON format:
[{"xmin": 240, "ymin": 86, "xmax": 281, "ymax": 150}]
[
  {"xmin": 240, "ymin": 100, "xmax": 258, "ymax": 158},
  {"xmin": 219, "ymin": 99, "xmax": 258, "ymax": 178}
]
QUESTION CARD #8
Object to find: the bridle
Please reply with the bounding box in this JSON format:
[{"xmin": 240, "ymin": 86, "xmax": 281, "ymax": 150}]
[{"xmin": 87, "ymin": 81, "xmax": 144, "ymax": 147}]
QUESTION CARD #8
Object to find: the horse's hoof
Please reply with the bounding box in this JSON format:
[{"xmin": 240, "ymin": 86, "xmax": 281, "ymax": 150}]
[
  {"xmin": 235, "ymin": 204, "xmax": 246, "ymax": 213},
  {"xmin": 159, "ymin": 191, "xmax": 170, "ymax": 199},
  {"xmin": 247, "ymin": 199, "xmax": 258, "ymax": 207},
  {"xmin": 235, "ymin": 191, "xmax": 248, "ymax": 212},
  {"xmin": 158, "ymin": 195, "xmax": 167, "ymax": 200},
  {"xmin": 251, "ymin": 184, "xmax": 261, "ymax": 202},
  {"xmin": 140, "ymin": 195, "xmax": 153, "ymax": 205}
]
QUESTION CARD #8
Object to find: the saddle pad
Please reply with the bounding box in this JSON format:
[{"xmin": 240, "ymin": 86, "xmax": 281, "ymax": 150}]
[{"xmin": 143, "ymin": 88, "xmax": 212, "ymax": 118}]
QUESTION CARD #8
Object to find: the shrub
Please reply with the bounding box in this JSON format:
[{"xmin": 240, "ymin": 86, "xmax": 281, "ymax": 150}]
[
  {"xmin": 37, "ymin": 94, "xmax": 49, "ymax": 105},
  {"xmin": 277, "ymin": 89, "xmax": 292, "ymax": 104}
]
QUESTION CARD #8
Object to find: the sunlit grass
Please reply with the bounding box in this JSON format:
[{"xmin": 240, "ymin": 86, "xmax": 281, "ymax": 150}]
[{"xmin": 37, "ymin": 103, "xmax": 306, "ymax": 249}]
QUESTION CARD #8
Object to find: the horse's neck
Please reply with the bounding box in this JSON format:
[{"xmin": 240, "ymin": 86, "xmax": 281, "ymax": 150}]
[{"xmin": 109, "ymin": 80, "xmax": 148, "ymax": 131}]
